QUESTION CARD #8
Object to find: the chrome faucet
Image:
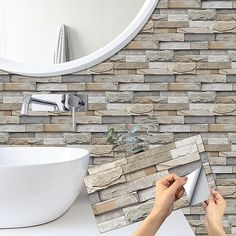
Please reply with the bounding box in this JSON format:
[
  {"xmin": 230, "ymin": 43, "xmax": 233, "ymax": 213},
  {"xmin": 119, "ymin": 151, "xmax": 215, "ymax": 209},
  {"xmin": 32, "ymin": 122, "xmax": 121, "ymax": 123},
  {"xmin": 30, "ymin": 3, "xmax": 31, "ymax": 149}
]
[
  {"xmin": 21, "ymin": 96, "xmax": 60, "ymax": 115},
  {"xmin": 21, "ymin": 94, "xmax": 87, "ymax": 130}
]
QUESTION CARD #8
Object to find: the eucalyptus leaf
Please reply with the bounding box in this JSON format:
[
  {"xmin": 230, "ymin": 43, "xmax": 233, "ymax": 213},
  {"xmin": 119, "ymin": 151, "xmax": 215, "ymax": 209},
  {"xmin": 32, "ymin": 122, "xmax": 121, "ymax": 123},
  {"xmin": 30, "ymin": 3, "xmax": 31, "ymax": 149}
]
[
  {"xmin": 106, "ymin": 111, "xmax": 159, "ymax": 155},
  {"xmin": 124, "ymin": 136, "xmax": 136, "ymax": 144},
  {"xmin": 108, "ymin": 128, "xmax": 115, "ymax": 136},
  {"xmin": 133, "ymin": 145, "xmax": 145, "ymax": 154},
  {"xmin": 107, "ymin": 136, "xmax": 116, "ymax": 145}
]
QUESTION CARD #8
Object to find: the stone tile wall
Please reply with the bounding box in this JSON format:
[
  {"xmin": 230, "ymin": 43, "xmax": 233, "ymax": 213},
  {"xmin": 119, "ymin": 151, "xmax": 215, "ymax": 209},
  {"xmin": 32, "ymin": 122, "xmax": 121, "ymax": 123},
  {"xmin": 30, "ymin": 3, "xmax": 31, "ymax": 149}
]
[
  {"xmin": 0, "ymin": 0, "xmax": 236, "ymax": 234},
  {"xmin": 84, "ymin": 135, "xmax": 215, "ymax": 233}
]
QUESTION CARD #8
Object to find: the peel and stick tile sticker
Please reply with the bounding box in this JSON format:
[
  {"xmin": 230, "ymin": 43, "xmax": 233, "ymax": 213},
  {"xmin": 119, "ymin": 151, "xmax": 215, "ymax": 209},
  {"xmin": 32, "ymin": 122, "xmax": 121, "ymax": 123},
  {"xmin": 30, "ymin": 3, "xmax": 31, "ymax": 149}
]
[{"xmin": 84, "ymin": 135, "xmax": 215, "ymax": 233}]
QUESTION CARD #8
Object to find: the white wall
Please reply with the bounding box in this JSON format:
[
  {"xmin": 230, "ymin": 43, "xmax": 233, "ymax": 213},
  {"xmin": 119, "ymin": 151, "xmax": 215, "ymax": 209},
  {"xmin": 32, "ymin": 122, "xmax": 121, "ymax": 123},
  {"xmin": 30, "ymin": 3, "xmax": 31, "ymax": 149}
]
[
  {"xmin": 0, "ymin": 0, "xmax": 144, "ymax": 65},
  {"xmin": 0, "ymin": 0, "xmax": 6, "ymax": 57}
]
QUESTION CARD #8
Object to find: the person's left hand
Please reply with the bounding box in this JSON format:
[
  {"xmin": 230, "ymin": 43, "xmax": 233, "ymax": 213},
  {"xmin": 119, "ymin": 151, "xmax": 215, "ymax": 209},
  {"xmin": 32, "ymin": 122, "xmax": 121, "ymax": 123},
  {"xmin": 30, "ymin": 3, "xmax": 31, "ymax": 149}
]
[
  {"xmin": 151, "ymin": 174, "xmax": 188, "ymax": 220},
  {"xmin": 133, "ymin": 173, "xmax": 188, "ymax": 236}
]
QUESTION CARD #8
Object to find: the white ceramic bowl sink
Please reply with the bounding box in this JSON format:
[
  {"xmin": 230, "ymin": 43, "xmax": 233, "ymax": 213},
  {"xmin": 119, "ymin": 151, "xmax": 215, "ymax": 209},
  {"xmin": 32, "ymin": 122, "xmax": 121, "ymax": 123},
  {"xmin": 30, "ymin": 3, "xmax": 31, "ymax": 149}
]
[{"xmin": 0, "ymin": 147, "xmax": 90, "ymax": 228}]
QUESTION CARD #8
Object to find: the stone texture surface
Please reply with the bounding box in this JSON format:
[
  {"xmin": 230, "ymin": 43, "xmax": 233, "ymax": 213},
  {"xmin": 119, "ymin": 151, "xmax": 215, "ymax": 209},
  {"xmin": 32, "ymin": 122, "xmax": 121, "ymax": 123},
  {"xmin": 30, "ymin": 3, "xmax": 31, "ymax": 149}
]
[
  {"xmin": 84, "ymin": 166, "xmax": 126, "ymax": 194},
  {"xmin": 0, "ymin": 0, "xmax": 235, "ymax": 234},
  {"xmin": 84, "ymin": 135, "xmax": 215, "ymax": 232},
  {"xmin": 92, "ymin": 192, "xmax": 139, "ymax": 215}
]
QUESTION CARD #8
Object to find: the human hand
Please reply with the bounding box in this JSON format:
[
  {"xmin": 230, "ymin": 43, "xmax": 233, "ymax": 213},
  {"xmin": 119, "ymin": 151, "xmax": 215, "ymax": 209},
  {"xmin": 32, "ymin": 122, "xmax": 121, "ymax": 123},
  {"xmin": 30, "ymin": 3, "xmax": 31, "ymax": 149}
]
[
  {"xmin": 201, "ymin": 189, "xmax": 226, "ymax": 236},
  {"xmin": 133, "ymin": 174, "xmax": 187, "ymax": 236},
  {"xmin": 151, "ymin": 174, "xmax": 188, "ymax": 221}
]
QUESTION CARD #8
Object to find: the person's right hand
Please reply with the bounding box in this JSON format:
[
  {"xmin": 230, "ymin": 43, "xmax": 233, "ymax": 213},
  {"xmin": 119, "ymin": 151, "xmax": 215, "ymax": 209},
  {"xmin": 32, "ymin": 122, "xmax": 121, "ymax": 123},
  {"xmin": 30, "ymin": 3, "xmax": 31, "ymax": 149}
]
[{"xmin": 201, "ymin": 189, "xmax": 227, "ymax": 236}]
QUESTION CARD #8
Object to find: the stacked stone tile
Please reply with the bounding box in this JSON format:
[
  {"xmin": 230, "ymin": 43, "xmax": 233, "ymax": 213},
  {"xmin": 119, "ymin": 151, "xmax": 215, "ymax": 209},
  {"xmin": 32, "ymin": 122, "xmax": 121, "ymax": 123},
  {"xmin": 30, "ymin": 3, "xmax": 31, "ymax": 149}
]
[
  {"xmin": 0, "ymin": 0, "xmax": 236, "ymax": 234},
  {"xmin": 84, "ymin": 135, "xmax": 215, "ymax": 233}
]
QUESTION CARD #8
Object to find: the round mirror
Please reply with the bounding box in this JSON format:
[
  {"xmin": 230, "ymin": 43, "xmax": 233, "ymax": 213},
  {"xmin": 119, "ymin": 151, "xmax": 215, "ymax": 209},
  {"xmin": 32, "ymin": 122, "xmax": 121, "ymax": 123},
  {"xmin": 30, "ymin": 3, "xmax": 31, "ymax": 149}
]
[{"xmin": 0, "ymin": 0, "xmax": 157, "ymax": 77}]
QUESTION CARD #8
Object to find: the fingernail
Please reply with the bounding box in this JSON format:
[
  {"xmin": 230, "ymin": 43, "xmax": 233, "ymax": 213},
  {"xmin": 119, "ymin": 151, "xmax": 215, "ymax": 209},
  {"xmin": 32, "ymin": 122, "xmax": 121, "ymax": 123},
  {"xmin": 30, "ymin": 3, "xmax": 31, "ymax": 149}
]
[{"xmin": 183, "ymin": 176, "xmax": 188, "ymax": 181}]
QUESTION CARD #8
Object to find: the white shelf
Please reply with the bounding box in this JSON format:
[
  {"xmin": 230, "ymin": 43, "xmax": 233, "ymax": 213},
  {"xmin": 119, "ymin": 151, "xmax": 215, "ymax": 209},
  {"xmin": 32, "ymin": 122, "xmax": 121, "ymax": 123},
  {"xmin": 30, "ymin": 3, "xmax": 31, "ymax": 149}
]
[{"xmin": 0, "ymin": 187, "xmax": 195, "ymax": 236}]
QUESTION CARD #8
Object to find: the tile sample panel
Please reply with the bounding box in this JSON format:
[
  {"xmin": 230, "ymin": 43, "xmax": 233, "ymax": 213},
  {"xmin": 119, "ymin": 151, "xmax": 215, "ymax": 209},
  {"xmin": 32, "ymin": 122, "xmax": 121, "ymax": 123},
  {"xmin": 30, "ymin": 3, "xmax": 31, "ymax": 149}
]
[{"xmin": 84, "ymin": 135, "xmax": 215, "ymax": 233}]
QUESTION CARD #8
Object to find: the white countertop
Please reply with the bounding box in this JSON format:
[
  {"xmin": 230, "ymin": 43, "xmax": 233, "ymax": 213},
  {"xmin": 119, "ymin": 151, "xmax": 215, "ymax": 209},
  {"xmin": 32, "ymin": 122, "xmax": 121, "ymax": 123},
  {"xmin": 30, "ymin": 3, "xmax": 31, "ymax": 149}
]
[{"xmin": 0, "ymin": 187, "xmax": 195, "ymax": 236}]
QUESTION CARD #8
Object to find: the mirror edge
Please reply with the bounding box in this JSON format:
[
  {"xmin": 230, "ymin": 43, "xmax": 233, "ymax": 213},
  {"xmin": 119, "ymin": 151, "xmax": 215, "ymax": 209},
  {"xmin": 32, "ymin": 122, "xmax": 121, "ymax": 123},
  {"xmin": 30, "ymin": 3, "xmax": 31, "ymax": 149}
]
[{"xmin": 0, "ymin": 0, "xmax": 158, "ymax": 77}]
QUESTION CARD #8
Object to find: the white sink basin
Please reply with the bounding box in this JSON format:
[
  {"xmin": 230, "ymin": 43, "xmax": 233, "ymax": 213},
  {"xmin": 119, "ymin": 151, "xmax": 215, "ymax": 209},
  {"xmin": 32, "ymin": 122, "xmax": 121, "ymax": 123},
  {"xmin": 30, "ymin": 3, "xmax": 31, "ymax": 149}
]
[{"xmin": 0, "ymin": 147, "xmax": 90, "ymax": 228}]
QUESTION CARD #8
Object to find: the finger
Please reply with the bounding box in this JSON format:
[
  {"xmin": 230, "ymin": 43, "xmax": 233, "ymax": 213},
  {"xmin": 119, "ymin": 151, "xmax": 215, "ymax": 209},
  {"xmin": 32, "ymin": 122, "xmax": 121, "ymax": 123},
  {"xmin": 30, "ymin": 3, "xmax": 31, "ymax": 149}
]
[
  {"xmin": 157, "ymin": 174, "xmax": 181, "ymax": 188},
  {"xmin": 208, "ymin": 194, "xmax": 216, "ymax": 204},
  {"xmin": 211, "ymin": 189, "xmax": 223, "ymax": 200},
  {"xmin": 211, "ymin": 189, "xmax": 225, "ymax": 204},
  {"xmin": 201, "ymin": 201, "xmax": 208, "ymax": 209},
  {"xmin": 165, "ymin": 173, "xmax": 181, "ymax": 182},
  {"xmin": 156, "ymin": 179, "xmax": 171, "ymax": 192},
  {"xmin": 177, "ymin": 188, "xmax": 184, "ymax": 199},
  {"xmin": 160, "ymin": 174, "xmax": 174, "ymax": 185},
  {"xmin": 156, "ymin": 179, "xmax": 173, "ymax": 195},
  {"xmin": 158, "ymin": 178, "xmax": 171, "ymax": 188},
  {"xmin": 168, "ymin": 176, "xmax": 188, "ymax": 194}
]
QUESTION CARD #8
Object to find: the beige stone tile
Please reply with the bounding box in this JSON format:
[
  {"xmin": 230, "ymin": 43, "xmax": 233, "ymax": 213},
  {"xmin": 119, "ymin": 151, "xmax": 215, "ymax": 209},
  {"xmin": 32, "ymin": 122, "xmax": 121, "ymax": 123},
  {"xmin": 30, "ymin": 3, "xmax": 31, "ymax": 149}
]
[
  {"xmin": 84, "ymin": 166, "xmax": 126, "ymax": 194},
  {"xmin": 92, "ymin": 192, "xmax": 139, "ymax": 215}
]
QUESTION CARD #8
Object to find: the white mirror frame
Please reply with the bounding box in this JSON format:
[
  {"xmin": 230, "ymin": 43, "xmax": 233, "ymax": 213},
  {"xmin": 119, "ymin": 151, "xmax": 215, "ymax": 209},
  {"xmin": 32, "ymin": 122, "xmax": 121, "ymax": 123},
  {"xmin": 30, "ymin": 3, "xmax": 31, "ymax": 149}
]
[{"xmin": 0, "ymin": 0, "xmax": 158, "ymax": 77}]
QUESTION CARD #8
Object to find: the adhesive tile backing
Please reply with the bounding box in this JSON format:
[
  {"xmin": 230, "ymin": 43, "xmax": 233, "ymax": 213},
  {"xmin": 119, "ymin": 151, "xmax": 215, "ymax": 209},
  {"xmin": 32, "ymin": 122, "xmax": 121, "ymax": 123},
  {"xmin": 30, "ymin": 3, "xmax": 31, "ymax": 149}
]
[{"xmin": 84, "ymin": 135, "xmax": 216, "ymax": 233}]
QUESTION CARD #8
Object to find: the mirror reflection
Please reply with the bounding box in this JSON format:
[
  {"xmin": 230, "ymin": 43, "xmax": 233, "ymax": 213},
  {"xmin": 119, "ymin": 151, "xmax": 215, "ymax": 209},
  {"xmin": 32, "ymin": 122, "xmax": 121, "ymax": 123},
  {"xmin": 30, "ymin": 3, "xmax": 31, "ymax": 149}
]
[{"xmin": 0, "ymin": 0, "xmax": 144, "ymax": 66}]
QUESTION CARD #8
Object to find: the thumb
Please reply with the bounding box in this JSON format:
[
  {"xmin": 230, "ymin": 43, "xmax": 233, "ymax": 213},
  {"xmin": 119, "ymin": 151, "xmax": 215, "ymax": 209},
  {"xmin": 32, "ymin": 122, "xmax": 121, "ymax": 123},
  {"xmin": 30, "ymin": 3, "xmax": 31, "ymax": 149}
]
[
  {"xmin": 168, "ymin": 176, "xmax": 187, "ymax": 195},
  {"xmin": 208, "ymin": 194, "xmax": 215, "ymax": 205}
]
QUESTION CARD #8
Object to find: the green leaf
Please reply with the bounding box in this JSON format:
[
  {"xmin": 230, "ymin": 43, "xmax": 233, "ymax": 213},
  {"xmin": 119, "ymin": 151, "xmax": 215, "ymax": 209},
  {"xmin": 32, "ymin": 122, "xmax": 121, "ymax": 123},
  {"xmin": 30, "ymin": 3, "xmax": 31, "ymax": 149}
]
[
  {"xmin": 108, "ymin": 128, "xmax": 115, "ymax": 137},
  {"xmin": 106, "ymin": 136, "xmax": 116, "ymax": 145},
  {"xmin": 133, "ymin": 145, "xmax": 145, "ymax": 154}
]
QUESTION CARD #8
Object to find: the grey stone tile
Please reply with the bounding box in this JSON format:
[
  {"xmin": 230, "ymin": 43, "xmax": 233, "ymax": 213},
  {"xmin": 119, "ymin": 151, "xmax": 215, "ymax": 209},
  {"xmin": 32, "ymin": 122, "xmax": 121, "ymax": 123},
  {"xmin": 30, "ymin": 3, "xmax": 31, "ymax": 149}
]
[
  {"xmin": 102, "ymin": 116, "xmax": 132, "ymax": 124},
  {"xmin": 144, "ymin": 75, "xmax": 175, "ymax": 83},
  {"xmin": 61, "ymin": 75, "xmax": 92, "ymax": 83},
  {"xmin": 226, "ymin": 157, "xmax": 236, "ymax": 165},
  {"xmin": 19, "ymin": 116, "xmax": 50, "ymax": 124},
  {"xmin": 185, "ymin": 33, "xmax": 215, "ymax": 41},
  {"xmin": 169, "ymin": 160, "xmax": 202, "ymax": 176},
  {"xmin": 184, "ymin": 116, "xmax": 215, "ymax": 124},
  {"xmin": 226, "ymin": 75, "xmax": 236, "ymax": 83},
  {"xmin": 0, "ymin": 75, "xmax": 10, "ymax": 83}
]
